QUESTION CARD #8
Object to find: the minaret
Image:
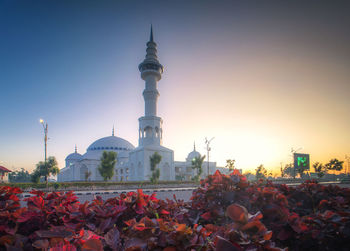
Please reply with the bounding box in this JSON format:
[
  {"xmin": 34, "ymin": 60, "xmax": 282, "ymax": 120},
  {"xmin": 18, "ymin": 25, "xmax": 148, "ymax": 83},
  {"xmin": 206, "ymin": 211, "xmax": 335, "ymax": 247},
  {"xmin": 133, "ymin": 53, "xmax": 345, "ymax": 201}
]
[{"xmin": 138, "ymin": 26, "xmax": 164, "ymax": 146}]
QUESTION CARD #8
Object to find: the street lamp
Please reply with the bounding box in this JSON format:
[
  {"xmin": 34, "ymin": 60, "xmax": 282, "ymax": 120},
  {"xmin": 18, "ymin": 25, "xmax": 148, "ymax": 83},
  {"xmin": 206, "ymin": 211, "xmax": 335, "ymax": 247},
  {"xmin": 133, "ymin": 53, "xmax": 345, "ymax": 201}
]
[
  {"xmin": 205, "ymin": 137, "xmax": 214, "ymax": 177},
  {"xmin": 39, "ymin": 119, "xmax": 48, "ymax": 188}
]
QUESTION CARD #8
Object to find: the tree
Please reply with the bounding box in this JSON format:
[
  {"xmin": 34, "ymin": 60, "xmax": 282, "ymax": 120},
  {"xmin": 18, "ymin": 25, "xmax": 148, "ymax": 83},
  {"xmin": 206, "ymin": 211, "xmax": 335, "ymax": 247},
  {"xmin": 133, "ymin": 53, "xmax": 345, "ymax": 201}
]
[
  {"xmin": 255, "ymin": 164, "xmax": 267, "ymax": 180},
  {"xmin": 32, "ymin": 156, "xmax": 59, "ymax": 184},
  {"xmin": 150, "ymin": 152, "xmax": 162, "ymax": 184},
  {"xmin": 296, "ymin": 164, "xmax": 308, "ymax": 178},
  {"xmin": 9, "ymin": 168, "xmax": 31, "ymax": 183},
  {"xmin": 313, "ymin": 162, "xmax": 327, "ymax": 178},
  {"xmin": 325, "ymin": 158, "xmax": 344, "ymax": 173},
  {"xmin": 85, "ymin": 170, "xmax": 91, "ymax": 181},
  {"xmin": 225, "ymin": 159, "xmax": 235, "ymax": 171},
  {"xmin": 282, "ymin": 164, "xmax": 294, "ymax": 178},
  {"xmin": 31, "ymin": 170, "xmax": 41, "ymax": 183},
  {"xmin": 192, "ymin": 155, "xmax": 206, "ymax": 181},
  {"xmin": 98, "ymin": 151, "xmax": 117, "ymax": 181}
]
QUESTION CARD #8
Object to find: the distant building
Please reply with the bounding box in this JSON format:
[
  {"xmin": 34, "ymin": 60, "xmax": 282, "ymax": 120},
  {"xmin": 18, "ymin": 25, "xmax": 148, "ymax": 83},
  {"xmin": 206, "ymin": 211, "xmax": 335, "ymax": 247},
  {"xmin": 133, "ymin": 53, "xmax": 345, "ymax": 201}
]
[
  {"xmin": 58, "ymin": 28, "xmax": 229, "ymax": 182},
  {"xmin": 0, "ymin": 166, "xmax": 11, "ymax": 183}
]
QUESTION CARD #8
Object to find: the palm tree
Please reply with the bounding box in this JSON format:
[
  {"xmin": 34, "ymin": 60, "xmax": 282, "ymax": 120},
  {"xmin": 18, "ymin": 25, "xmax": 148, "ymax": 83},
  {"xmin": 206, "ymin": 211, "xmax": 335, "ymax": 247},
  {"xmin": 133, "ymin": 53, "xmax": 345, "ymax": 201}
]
[{"xmin": 192, "ymin": 155, "xmax": 205, "ymax": 181}]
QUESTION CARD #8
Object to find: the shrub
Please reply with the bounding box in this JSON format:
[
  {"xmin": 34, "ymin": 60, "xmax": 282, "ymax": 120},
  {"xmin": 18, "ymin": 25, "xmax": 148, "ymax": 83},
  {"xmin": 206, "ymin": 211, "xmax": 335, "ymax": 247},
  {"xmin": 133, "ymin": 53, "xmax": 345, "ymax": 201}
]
[{"xmin": 1, "ymin": 170, "xmax": 349, "ymax": 250}]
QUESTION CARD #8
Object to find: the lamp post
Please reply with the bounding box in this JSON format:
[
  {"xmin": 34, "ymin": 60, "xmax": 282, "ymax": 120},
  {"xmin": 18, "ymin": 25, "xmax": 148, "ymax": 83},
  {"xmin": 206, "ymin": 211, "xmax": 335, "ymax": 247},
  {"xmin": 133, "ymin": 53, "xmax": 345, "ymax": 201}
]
[
  {"xmin": 39, "ymin": 119, "xmax": 48, "ymax": 188},
  {"xmin": 205, "ymin": 137, "xmax": 214, "ymax": 177}
]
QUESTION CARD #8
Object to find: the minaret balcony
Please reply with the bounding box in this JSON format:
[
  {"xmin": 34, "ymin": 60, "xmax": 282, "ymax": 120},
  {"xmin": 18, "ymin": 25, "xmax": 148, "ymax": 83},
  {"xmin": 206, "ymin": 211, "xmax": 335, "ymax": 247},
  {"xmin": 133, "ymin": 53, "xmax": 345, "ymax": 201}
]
[{"xmin": 138, "ymin": 62, "xmax": 164, "ymax": 74}]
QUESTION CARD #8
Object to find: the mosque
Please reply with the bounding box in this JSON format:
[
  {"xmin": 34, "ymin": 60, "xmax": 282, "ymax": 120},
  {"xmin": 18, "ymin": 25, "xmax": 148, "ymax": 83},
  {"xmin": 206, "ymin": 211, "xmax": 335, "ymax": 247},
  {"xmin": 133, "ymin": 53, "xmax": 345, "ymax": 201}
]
[{"xmin": 58, "ymin": 28, "xmax": 227, "ymax": 182}]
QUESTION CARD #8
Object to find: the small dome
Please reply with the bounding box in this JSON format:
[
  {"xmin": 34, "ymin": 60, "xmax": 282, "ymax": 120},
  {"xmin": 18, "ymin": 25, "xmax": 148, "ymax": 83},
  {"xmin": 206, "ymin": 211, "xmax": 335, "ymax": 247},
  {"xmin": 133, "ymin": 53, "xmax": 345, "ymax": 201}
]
[
  {"xmin": 87, "ymin": 136, "xmax": 135, "ymax": 152},
  {"xmin": 65, "ymin": 152, "xmax": 83, "ymax": 161},
  {"xmin": 187, "ymin": 150, "xmax": 201, "ymax": 162}
]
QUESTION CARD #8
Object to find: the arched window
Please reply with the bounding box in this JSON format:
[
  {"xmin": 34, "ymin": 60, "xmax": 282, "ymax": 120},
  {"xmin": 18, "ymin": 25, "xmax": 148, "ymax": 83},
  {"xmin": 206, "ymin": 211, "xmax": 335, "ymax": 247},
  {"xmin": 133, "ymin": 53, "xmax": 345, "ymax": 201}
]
[{"xmin": 144, "ymin": 126, "xmax": 153, "ymax": 138}]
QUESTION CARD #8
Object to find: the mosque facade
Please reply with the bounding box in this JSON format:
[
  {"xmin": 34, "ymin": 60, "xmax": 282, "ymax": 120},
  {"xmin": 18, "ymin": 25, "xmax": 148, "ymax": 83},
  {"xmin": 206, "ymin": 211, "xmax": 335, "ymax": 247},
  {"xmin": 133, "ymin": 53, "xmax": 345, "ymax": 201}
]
[{"xmin": 58, "ymin": 28, "xmax": 227, "ymax": 182}]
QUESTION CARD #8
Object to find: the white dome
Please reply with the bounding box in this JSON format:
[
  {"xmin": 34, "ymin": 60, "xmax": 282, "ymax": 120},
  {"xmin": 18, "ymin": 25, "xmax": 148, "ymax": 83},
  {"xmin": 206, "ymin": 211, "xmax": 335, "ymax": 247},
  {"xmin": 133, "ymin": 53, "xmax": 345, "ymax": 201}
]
[
  {"xmin": 187, "ymin": 150, "xmax": 201, "ymax": 162},
  {"xmin": 65, "ymin": 152, "xmax": 83, "ymax": 161},
  {"xmin": 87, "ymin": 136, "xmax": 135, "ymax": 151}
]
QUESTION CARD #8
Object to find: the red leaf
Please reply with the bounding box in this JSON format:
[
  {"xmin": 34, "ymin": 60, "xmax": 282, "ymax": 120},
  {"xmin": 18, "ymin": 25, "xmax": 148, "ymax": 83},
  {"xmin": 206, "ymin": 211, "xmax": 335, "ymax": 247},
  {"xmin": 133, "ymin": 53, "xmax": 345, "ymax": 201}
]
[
  {"xmin": 8, "ymin": 194, "xmax": 19, "ymax": 202},
  {"xmin": 163, "ymin": 247, "xmax": 177, "ymax": 251},
  {"xmin": 201, "ymin": 211, "xmax": 212, "ymax": 221},
  {"xmin": 216, "ymin": 236, "xmax": 242, "ymax": 251},
  {"xmin": 124, "ymin": 219, "xmax": 136, "ymax": 227},
  {"xmin": 248, "ymin": 211, "xmax": 263, "ymax": 222},
  {"xmin": 105, "ymin": 227, "xmax": 120, "ymax": 250},
  {"xmin": 264, "ymin": 231, "xmax": 273, "ymax": 240},
  {"xmin": 226, "ymin": 204, "xmax": 248, "ymax": 224},
  {"xmin": 81, "ymin": 239, "xmax": 103, "ymax": 251},
  {"xmin": 135, "ymin": 189, "xmax": 147, "ymax": 214},
  {"xmin": 160, "ymin": 209, "xmax": 170, "ymax": 215},
  {"xmin": 32, "ymin": 239, "xmax": 49, "ymax": 249},
  {"xmin": 241, "ymin": 221, "xmax": 266, "ymax": 235},
  {"xmin": 28, "ymin": 196, "xmax": 45, "ymax": 209},
  {"xmin": 35, "ymin": 229, "xmax": 73, "ymax": 238},
  {"xmin": 124, "ymin": 238, "xmax": 147, "ymax": 251},
  {"xmin": 51, "ymin": 243, "xmax": 77, "ymax": 251},
  {"xmin": 17, "ymin": 210, "xmax": 39, "ymax": 223}
]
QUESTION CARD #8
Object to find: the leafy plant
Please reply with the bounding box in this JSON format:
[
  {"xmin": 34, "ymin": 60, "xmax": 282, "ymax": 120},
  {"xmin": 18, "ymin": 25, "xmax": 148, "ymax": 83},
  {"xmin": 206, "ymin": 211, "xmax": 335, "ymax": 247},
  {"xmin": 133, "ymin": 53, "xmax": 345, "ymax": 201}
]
[
  {"xmin": 98, "ymin": 151, "xmax": 117, "ymax": 181},
  {"xmin": 1, "ymin": 169, "xmax": 350, "ymax": 250}
]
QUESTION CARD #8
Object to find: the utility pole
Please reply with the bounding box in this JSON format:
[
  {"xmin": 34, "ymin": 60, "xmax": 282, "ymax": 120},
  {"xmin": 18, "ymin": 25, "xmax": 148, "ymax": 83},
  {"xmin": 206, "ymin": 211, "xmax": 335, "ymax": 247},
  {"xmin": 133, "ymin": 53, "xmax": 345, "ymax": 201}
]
[
  {"xmin": 205, "ymin": 137, "xmax": 214, "ymax": 177},
  {"xmin": 40, "ymin": 119, "xmax": 48, "ymax": 188},
  {"xmin": 345, "ymin": 155, "xmax": 350, "ymax": 175}
]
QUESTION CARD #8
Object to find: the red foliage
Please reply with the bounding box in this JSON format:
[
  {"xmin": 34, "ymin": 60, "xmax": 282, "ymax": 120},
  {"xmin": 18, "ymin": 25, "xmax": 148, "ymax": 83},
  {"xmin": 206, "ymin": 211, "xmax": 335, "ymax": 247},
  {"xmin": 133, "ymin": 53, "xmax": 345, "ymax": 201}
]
[{"xmin": 1, "ymin": 170, "xmax": 350, "ymax": 250}]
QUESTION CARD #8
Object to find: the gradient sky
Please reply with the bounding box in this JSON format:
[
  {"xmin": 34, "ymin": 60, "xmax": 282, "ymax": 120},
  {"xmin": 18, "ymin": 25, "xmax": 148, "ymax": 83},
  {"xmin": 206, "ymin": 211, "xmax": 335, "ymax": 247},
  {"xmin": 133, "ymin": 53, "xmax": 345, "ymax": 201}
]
[{"xmin": 1, "ymin": 0, "xmax": 349, "ymax": 173}]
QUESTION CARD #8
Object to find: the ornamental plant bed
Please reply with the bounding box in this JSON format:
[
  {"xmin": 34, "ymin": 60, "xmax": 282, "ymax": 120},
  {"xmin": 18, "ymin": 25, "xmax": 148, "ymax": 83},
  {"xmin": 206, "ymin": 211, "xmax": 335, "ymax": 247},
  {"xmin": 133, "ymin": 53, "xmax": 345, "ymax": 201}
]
[{"xmin": 1, "ymin": 170, "xmax": 349, "ymax": 250}]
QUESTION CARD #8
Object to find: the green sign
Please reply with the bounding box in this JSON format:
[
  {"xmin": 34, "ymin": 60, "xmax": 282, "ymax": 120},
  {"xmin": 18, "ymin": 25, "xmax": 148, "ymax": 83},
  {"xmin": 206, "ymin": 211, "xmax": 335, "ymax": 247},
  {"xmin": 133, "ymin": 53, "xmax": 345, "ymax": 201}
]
[{"xmin": 294, "ymin": 153, "xmax": 310, "ymax": 170}]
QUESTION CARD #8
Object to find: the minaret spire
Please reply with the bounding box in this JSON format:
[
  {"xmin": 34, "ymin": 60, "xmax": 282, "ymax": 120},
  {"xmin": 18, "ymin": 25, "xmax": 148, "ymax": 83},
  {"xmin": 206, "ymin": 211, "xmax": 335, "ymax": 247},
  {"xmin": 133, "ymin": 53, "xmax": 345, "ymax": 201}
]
[
  {"xmin": 112, "ymin": 125, "xmax": 115, "ymax": 136},
  {"xmin": 150, "ymin": 25, "xmax": 154, "ymax": 42},
  {"xmin": 75, "ymin": 145, "xmax": 77, "ymax": 153},
  {"xmin": 194, "ymin": 142, "xmax": 196, "ymax": 151}
]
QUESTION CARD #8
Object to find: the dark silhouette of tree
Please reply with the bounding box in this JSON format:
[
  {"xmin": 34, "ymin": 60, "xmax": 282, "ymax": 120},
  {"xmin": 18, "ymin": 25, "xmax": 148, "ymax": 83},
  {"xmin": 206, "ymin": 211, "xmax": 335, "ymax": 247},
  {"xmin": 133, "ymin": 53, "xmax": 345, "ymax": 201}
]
[
  {"xmin": 225, "ymin": 159, "xmax": 235, "ymax": 171},
  {"xmin": 98, "ymin": 151, "xmax": 117, "ymax": 181},
  {"xmin": 192, "ymin": 155, "xmax": 206, "ymax": 181},
  {"xmin": 325, "ymin": 158, "xmax": 344, "ymax": 172},
  {"xmin": 150, "ymin": 152, "xmax": 162, "ymax": 184},
  {"xmin": 296, "ymin": 164, "xmax": 308, "ymax": 178},
  {"xmin": 282, "ymin": 164, "xmax": 294, "ymax": 178},
  {"xmin": 255, "ymin": 164, "xmax": 267, "ymax": 180},
  {"xmin": 32, "ymin": 156, "xmax": 59, "ymax": 184},
  {"xmin": 313, "ymin": 162, "xmax": 327, "ymax": 178}
]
